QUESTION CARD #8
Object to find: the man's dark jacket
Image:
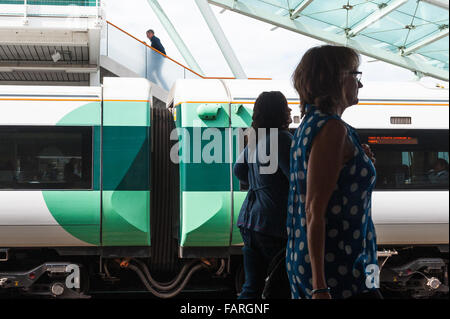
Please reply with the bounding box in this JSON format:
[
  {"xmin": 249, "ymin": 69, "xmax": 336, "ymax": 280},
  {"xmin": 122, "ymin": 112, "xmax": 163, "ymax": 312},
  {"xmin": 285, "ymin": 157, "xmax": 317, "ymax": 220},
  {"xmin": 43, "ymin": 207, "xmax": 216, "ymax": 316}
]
[{"xmin": 151, "ymin": 36, "xmax": 166, "ymax": 55}]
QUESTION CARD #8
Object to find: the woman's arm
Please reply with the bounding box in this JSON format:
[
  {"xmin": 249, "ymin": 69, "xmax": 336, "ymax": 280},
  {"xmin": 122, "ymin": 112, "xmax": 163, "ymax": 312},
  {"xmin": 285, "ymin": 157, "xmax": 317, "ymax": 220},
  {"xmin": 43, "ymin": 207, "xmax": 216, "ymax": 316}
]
[{"xmin": 305, "ymin": 119, "xmax": 348, "ymax": 299}]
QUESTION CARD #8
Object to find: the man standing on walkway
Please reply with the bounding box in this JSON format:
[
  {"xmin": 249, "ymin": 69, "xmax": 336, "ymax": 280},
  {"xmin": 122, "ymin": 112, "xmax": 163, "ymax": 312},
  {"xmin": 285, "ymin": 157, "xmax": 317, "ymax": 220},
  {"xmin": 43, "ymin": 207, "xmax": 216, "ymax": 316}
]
[
  {"xmin": 146, "ymin": 29, "xmax": 166, "ymax": 55},
  {"xmin": 145, "ymin": 29, "xmax": 168, "ymax": 90}
]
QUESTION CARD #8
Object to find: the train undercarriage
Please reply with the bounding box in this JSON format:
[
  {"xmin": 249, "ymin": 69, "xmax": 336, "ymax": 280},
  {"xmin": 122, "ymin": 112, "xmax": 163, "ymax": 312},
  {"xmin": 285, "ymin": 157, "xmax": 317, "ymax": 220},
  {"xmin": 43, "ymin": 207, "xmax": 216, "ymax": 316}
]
[
  {"xmin": 0, "ymin": 245, "xmax": 448, "ymax": 299},
  {"xmin": 0, "ymin": 247, "xmax": 240, "ymax": 299}
]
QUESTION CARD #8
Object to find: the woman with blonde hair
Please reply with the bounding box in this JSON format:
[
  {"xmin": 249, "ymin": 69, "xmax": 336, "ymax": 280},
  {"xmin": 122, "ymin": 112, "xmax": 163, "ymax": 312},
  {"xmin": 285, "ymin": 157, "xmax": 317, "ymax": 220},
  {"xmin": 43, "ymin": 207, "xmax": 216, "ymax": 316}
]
[{"xmin": 286, "ymin": 45, "xmax": 381, "ymax": 299}]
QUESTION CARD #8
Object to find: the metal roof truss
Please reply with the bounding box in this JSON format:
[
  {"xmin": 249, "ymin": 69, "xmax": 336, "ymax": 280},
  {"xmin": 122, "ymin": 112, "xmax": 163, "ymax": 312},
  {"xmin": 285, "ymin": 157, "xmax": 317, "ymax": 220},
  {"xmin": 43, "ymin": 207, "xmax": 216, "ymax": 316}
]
[{"xmin": 209, "ymin": 0, "xmax": 449, "ymax": 81}]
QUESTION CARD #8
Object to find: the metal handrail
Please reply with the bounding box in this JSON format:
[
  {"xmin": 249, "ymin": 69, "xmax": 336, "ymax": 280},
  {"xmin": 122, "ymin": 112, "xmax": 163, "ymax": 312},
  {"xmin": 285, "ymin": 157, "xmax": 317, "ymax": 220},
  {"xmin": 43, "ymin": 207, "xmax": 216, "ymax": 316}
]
[
  {"xmin": 0, "ymin": 0, "xmax": 101, "ymax": 19},
  {"xmin": 105, "ymin": 20, "xmax": 271, "ymax": 81},
  {"xmin": 106, "ymin": 20, "xmax": 203, "ymax": 79}
]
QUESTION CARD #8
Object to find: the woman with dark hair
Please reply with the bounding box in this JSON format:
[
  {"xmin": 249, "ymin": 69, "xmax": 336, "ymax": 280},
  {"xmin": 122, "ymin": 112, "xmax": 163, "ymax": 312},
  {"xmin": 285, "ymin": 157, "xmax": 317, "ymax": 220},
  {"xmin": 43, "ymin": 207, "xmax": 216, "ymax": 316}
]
[
  {"xmin": 286, "ymin": 45, "xmax": 381, "ymax": 299},
  {"xmin": 234, "ymin": 91, "xmax": 293, "ymax": 299}
]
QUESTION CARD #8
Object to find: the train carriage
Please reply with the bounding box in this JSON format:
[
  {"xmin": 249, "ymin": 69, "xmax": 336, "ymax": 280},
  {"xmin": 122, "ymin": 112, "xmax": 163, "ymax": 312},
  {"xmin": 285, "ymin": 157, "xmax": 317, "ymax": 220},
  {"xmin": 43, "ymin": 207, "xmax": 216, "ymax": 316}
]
[{"xmin": 0, "ymin": 78, "xmax": 448, "ymax": 298}]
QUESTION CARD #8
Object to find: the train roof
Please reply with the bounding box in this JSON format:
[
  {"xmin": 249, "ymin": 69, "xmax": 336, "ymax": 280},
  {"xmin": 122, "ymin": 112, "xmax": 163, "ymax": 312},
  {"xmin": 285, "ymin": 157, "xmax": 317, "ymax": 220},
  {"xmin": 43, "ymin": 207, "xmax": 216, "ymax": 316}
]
[
  {"xmin": 0, "ymin": 78, "xmax": 152, "ymax": 101},
  {"xmin": 167, "ymin": 79, "xmax": 449, "ymax": 106},
  {"xmin": 168, "ymin": 79, "xmax": 449, "ymax": 130},
  {"xmin": 0, "ymin": 84, "xmax": 101, "ymax": 99}
]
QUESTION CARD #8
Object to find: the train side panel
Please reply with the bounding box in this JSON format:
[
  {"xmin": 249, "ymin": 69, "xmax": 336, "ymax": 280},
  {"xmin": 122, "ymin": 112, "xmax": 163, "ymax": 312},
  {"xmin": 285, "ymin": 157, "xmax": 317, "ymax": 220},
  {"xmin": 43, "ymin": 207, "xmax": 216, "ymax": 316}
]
[
  {"xmin": 176, "ymin": 101, "xmax": 233, "ymax": 248},
  {"xmin": 101, "ymin": 78, "xmax": 152, "ymax": 246},
  {"xmin": 170, "ymin": 79, "xmax": 449, "ymax": 249},
  {"xmin": 0, "ymin": 94, "xmax": 101, "ymax": 247}
]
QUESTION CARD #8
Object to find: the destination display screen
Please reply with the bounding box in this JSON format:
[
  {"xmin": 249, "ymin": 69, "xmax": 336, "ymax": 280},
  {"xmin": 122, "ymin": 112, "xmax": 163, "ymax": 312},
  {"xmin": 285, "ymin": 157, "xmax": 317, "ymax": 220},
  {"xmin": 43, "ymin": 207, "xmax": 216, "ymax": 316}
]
[
  {"xmin": 367, "ymin": 136, "xmax": 418, "ymax": 145},
  {"xmin": 358, "ymin": 129, "xmax": 448, "ymax": 190}
]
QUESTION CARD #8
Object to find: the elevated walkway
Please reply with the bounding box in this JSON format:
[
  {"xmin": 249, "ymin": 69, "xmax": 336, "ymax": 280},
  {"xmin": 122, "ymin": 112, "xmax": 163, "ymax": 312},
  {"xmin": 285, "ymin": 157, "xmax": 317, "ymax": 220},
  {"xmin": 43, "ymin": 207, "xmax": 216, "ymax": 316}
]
[
  {"xmin": 0, "ymin": 1, "xmax": 190, "ymax": 102},
  {"xmin": 0, "ymin": 1, "xmax": 270, "ymax": 103},
  {"xmin": 100, "ymin": 21, "xmax": 204, "ymax": 102}
]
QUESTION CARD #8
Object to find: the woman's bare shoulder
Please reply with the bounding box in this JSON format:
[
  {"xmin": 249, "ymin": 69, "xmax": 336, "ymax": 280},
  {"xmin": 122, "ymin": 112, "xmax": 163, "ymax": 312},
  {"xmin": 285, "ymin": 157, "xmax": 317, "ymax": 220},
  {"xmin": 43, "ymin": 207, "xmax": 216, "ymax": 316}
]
[{"xmin": 315, "ymin": 118, "xmax": 348, "ymax": 142}]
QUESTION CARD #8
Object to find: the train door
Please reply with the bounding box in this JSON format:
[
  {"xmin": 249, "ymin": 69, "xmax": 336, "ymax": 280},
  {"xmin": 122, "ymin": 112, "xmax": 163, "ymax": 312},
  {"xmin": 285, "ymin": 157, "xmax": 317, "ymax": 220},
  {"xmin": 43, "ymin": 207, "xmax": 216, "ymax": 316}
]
[
  {"xmin": 101, "ymin": 79, "xmax": 151, "ymax": 247},
  {"xmin": 230, "ymin": 103, "xmax": 254, "ymax": 247},
  {"xmin": 176, "ymin": 100, "xmax": 234, "ymax": 257}
]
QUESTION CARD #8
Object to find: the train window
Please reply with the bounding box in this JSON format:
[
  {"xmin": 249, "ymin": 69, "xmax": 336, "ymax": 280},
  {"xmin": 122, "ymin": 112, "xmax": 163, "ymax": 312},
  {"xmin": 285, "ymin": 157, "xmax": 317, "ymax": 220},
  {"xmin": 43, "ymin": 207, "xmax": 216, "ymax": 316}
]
[
  {"xmin": 0, "ymin": 126, "xmax": 92, "ymax": 190},
  {"xmin": 358, "ymin": 129, "xmax": 449, "ymax": 190}
]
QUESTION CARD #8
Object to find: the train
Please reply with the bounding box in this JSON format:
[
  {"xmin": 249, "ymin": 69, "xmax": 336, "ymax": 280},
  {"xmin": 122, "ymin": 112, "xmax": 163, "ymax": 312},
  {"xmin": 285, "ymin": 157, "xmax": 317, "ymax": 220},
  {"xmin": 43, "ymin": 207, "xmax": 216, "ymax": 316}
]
[{"xmin": 0, "ymin": 77, "xmax": 448, "ymax": 298}]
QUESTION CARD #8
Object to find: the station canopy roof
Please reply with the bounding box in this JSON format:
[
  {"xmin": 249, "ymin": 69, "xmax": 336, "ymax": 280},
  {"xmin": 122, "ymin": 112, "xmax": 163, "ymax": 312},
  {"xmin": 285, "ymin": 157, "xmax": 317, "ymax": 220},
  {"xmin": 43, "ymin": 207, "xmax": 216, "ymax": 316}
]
[{"xmin": 209, "ymin": 0, "xmax": 449, "ymax": 81}]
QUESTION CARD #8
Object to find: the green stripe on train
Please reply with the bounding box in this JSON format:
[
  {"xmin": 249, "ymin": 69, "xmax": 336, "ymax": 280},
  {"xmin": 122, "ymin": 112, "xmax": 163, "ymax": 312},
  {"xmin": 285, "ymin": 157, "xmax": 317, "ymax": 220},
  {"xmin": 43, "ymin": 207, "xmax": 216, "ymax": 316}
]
[
  {"xmin": 180, "ymin": 191, "xmax": 245, "ymax": 247},
  {"xmin": 50, "ymin": 103, "xmax": 101, "ymax": 245},
  {"xmin": 102, "ymin": 101, "xmax": 151, "ymax": 191},
  {"xmin": 176, "ymin": 103, "xmax": 253, "ymax": 191},
  {"xmin": 102, "ymin": 191, "xmax": 150, "ymax": 246},
  {"xmin": 57, "ymin": 102, "xmax": 101, "ymax": 126},
  {"xmin": 179, "ymin": 127, "xmax": 230, "ymax": 191},
  {"xmin": 42, "ymin": 190, "xmax": 151, "ymax": 246},
  {"xmin": 42, "ymin": 191, "xmax": 100, "ymax": 245},
  {"xmin": 56, "ymin": 101, "xmax": 151, "ymax": 127},
  {"xmin": 102, "ymin": 126, "xmax": 150, "ymax": 191},
  {"xmin": 177, "ymin": 102, "xmax": 253, "ymax": 128},
  {"xmin": 103, "ymin": 101, "xmax": 150, "ymax": 127},
  {"xmin": 177, "ymin": 128, "xmax": 254, "ymax": 191}
]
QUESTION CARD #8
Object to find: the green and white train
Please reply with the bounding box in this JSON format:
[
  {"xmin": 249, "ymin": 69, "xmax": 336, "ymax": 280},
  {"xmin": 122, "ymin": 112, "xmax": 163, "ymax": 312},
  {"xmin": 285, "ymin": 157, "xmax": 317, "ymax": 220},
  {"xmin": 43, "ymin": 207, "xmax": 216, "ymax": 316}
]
[{"xmin": 0, "ymin": 78, "xmax": 448, "ymax": 298}]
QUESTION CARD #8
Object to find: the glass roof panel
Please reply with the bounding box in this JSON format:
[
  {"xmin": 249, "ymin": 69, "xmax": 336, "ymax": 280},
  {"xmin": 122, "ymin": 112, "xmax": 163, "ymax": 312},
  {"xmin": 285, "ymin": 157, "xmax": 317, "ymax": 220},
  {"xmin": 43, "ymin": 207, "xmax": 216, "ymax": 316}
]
[
  {"xmin": 210, "ymin": 0, "xmax": 449, "ymax": 80},
  {"xmin": 416, "ymin": 36, "xmax": 449, "ymax": 69},
  {"xmin": 244, "ymin": 0, "xmax": 289, "ymax": 12},
  {"xmin": 409, "ymin": 1, "xmax": 447, "ymax": 23},
  {"xmin": 361, "ymin": 12, "xmax": 433, "ymax": 46},
  {"xmin": 346, "ymin": 1, "xmax": 383, "ymax": 28},
  {"xmin": 300, "ymin": 0, "xmax": 345, "ymax": 15},
  {"xmin": 303, "ymin": 8, "xmax": 349, "ymax": 29}
]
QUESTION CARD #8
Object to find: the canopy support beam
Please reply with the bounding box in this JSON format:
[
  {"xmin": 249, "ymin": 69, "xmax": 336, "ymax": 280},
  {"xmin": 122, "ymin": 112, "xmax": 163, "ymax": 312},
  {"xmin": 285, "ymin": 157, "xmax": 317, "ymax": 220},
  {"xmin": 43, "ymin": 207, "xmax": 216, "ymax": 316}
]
[
  {"xmin": 146, "ymin": 0, "xmax": 204, "ymax": 76},
  {"xmin": 195, "ymin": 0, "xmax": 247, "ymax": 79},
  {"xmin": 421, "ymin": 0, "xmax": 449, "ymax": 10},
  {"xmin": 348, "ymin": 0, "xmax": 409, "ymax": 37},
  {"xmin": 403, "ymin": 27, "xmax": 449, "ymax": 56},
  {"xmin": 208, "ymin": 0, "xmax": 448, "ymax": 81},
  {"xmin": 290, "ymin": 0, "xmax": 313, "ymax": 20}
]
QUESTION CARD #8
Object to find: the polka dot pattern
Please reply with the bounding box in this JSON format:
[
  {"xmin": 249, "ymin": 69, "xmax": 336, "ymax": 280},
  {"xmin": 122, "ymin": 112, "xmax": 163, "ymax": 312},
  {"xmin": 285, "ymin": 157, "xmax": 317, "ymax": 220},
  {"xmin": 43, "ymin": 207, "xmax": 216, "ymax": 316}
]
[{"xmin": 286, "ymin": 104, "xmax": 378, "ymax": 299}]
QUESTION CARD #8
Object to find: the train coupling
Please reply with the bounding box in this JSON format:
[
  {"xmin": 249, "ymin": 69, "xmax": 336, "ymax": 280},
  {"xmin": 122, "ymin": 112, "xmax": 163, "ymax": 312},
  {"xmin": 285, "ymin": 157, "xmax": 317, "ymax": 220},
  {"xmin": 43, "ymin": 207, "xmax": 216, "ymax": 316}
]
[
  {"xmin": 377, "ymin": 249, "xmax": 398, "ymax": 258},
  {"xmin": 0, "ymin": 262, "xmax": 89, "ymax": 298},
  {"xmin": 0, "ymin": 262, "xmax": 78, "ymax": 289}
]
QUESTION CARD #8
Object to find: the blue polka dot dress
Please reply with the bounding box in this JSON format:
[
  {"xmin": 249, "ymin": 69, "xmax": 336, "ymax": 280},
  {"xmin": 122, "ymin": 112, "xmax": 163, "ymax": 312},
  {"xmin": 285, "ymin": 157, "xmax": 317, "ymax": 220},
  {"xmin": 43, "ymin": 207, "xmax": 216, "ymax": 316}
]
[{"xmin": 286, "ymin": 104, "xmax": 378, "ymax": 299}]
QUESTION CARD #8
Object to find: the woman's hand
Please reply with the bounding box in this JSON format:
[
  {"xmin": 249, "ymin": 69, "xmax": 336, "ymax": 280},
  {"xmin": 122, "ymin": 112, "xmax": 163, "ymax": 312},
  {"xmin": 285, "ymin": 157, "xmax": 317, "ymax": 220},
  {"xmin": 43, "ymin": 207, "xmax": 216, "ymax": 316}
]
[
  {"xmin": 312, "ymin": 292, "xmax": 332, "ymax": 299},
  {"xmin": 362, "ymin": 144, "xmax": 376, "ymax": 164}
]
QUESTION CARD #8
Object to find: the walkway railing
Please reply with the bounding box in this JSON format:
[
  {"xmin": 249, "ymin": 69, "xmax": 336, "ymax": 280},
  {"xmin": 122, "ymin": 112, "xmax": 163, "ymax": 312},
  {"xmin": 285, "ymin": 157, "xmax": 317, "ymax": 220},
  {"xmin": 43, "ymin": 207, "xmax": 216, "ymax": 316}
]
[
  {"xmin": 104, "ymin": 21, "xmax": 270, "ymax": 91},
  {"xmin": 0, "ymin": 1, "xmax": 96, "ymax": 6},
  {"xmin": 0, "ymin": 0, "xmax": 270, "ymax": 90},
  {"xmin": 0, "ymin": 0, "xmax": 100, "ymax": 17}
]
